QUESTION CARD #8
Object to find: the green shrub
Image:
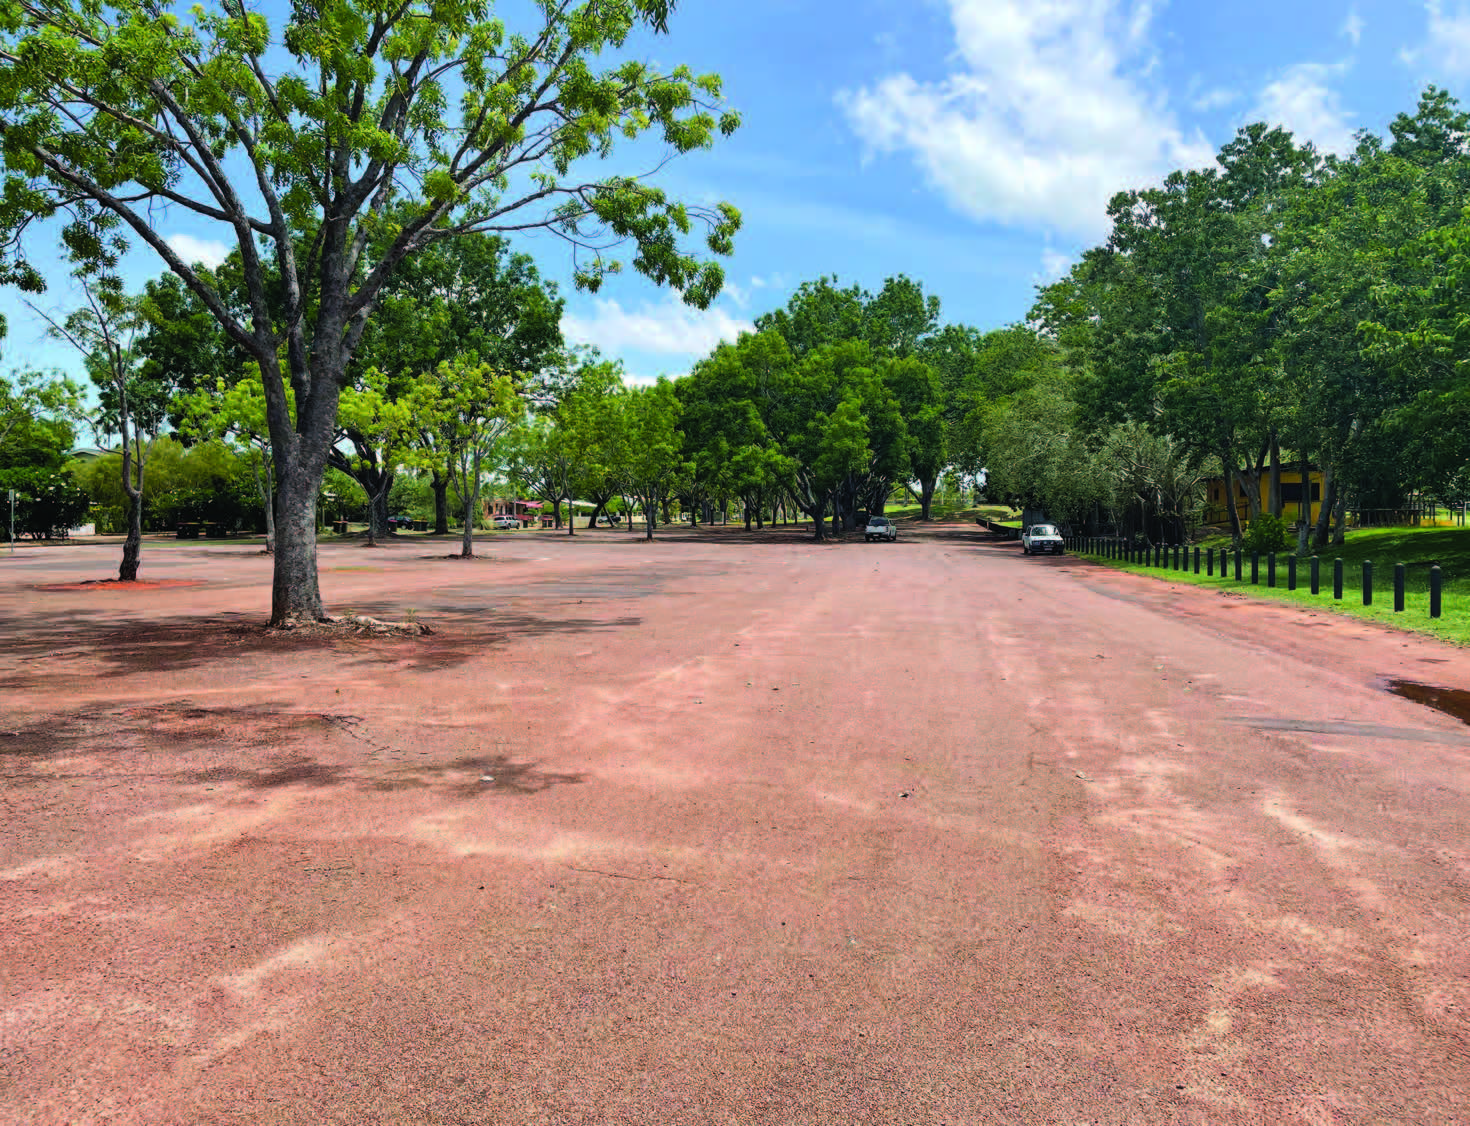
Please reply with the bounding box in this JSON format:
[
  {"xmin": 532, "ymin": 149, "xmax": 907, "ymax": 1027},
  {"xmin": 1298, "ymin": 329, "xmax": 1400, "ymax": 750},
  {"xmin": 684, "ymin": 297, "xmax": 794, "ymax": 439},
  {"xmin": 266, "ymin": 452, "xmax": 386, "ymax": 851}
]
[{"xmin": 1241, "ymin": 512, "xmax": 1290, "ymax": 554}]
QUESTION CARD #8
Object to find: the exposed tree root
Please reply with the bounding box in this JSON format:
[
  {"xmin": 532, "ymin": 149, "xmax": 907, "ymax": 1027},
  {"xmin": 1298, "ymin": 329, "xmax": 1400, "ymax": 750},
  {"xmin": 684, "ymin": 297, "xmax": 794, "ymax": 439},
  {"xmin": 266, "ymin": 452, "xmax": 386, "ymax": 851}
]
[{"xmin": 271, "ymin": 614, "xmax": 432, "ymax": 636}]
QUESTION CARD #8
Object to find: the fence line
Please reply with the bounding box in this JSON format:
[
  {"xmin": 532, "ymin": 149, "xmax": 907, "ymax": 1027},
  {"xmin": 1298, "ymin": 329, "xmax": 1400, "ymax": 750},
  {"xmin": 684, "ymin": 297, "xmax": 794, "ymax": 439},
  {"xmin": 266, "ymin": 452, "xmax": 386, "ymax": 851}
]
[{"xmin": 1062, "ymin": 536, "xmax": 1446, "ymax": 620}]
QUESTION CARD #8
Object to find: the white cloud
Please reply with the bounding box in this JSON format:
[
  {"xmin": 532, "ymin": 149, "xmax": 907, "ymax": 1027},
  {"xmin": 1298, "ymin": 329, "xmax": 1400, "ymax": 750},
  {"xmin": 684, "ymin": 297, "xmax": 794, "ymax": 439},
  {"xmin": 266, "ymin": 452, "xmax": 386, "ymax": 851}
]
[
  {"xmin": 1401, "ymin": 1, "xmax": 1470, "ymax": 77},
  {"xmin": 1342, "ymin": 8, "xmax": 1364, "ymax": 45},
  {"xmin": 562, "ymin": 293, "xmax": 753, "ymax": 358},
  {"xmin": 1038, "ymin": 249, "xmax": 1073, "ymax": 284},
  {"xmin": 622, "ymin": 370, "xmax": 687, "ymax": 388},
  {"xmin": 1192, "ymin": 87, "xmax": 1239, "ymax": 112},
  {"xmin": 1249, "ymin": 61, "xmax": 1356, "ymax": 155},
  {"xmin": 165, "ymin": 233, "xmax": 231, "ymax": 269},
  {"xmin": 837, "ymin": 0, "xmax": 1215, "ymax": 241}
]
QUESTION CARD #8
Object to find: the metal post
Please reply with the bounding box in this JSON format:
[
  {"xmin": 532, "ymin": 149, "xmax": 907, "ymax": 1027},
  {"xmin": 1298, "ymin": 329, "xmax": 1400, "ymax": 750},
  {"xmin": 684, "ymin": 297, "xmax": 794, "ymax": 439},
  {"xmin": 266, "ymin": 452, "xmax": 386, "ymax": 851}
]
[
  {"xmin": 1251, "ymin": 552, "xmax": 1259, "ymax": 585},
  {"xmin": 1194, "ymin": 547, "xmax": 1200, "ymax": 574},
  {"xmin": 1363, "ymin": 561, "xmax": 1373, "ymax": 606},
  {"xmin": 1234, "ymin": 550, "xmax": 1243, "ymax": 582},
  {"xmin": 1207, "ymin": 549, "xmax": 1214, "ymax": 577},
  {"xmin": 1287, "ymin": 554, "xmax": 1297, "ymax": 591},
  {"xmin": 1267, "ymin": 552, "xmax": 1276, "ymax": 588},
  {"xmin": 1394, "ymin": 563, "xmax": 1405, "ymax": 613},
  {"xmin": 1310, "ymin": 555, "xmax": 1319, "ymax": 595},
  {"xmin": 1431, "ymin": 565, "xmax": 1442, "ymax": 618},
  {"xmin": 1334, "ymin": 558, "xmax": 1343, "ymax": 600}
]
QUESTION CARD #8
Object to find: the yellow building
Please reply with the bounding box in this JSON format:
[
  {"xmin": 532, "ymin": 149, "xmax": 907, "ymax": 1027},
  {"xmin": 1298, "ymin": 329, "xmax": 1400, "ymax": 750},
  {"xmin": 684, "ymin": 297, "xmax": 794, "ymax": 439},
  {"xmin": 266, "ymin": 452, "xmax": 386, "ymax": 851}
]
[{"xmin": 1202, "ymin": 466, "xmax": 1325, "ymax": 528}]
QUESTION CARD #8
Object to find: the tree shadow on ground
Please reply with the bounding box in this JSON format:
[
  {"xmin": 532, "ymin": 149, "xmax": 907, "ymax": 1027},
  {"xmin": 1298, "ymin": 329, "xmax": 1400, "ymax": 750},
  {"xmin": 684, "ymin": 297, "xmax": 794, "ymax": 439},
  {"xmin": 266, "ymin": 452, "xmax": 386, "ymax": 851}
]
[
  {"xmin": 2, "ymin": 703, "xmax": 586, "ymax": 800},
  {"xmin": 179, "ymin": 752, "xmax": 584, "ymax": 797},
  {"xmin": 0, "ymin": 609, "xmax": 644, "ymax": 683}
]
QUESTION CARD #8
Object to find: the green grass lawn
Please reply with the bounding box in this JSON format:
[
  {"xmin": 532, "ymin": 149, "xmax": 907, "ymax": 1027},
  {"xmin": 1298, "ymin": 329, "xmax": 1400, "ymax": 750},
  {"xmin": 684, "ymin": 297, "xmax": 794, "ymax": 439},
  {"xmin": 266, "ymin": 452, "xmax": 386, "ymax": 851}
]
[
  {"xmin": 887, "ymin": 502, "xmax": 1017, "ymax": 523},
  {"xmin": 1077, "ymin": 524, "xmax": 1470, "ymax": 645}
]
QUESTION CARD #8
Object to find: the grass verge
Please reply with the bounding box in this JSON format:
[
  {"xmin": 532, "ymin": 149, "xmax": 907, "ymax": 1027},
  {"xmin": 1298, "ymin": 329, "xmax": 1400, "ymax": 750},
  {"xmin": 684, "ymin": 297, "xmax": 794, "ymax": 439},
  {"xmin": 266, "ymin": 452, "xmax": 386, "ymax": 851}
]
[{"xmin": 1077, "ymin": 534, "xmax": 1470, "ymax": 646}]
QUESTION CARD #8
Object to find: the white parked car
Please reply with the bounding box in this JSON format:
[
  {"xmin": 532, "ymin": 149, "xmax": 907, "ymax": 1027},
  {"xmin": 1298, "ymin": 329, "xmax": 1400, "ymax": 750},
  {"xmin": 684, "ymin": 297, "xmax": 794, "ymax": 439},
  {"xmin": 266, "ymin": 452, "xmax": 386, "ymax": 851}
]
[
  {"xmin": 492, "ymin": 515, "xmax": 519, "ymax": 530},
  {"xmin": 865, "ymin": 515, "xmax": 898, "ymax": 542},
  {"xmin": 1021, "ymin": 523, "xmax": 1064, "ymax": 555}
]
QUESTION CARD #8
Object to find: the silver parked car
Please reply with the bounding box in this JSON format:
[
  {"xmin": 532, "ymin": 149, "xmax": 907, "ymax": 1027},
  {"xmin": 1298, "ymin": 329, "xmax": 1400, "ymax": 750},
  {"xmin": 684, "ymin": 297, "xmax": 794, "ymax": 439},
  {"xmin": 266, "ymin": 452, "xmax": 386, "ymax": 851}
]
[
  {"xmin": 1021, "ymin": 523, "xmax": 1064, "ymax": 555},
  {"xmin": 865, "ymin": 515, "xmax": 898, "ymax": 542}
]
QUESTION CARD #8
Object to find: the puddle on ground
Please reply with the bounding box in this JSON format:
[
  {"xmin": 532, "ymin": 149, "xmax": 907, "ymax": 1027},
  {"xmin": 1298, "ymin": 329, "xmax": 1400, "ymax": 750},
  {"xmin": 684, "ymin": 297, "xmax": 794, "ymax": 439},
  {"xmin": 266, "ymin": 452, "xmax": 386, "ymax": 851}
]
[{"xmin": 1382, "ymin": 678, "xmax": 1470, "ymax": 727}]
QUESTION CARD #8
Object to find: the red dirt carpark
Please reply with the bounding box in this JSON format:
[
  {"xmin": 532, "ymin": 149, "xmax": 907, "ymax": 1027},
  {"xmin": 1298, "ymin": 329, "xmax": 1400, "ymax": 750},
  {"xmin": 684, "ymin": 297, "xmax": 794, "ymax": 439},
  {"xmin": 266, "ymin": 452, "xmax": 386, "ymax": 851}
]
[{"xmin": 2, "ymin": 526, "xmax": 1468, "ymax": 1125}]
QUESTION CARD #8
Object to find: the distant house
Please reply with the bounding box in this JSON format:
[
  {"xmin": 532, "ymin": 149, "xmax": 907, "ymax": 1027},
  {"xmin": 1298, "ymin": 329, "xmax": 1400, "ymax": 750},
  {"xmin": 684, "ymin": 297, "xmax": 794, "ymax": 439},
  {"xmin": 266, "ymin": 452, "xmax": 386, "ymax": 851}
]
[
  {"xmin": 1202, "ymin": 466, "xmax": 1324, "ymax": 528},
  {"xmin": 482, "ymin": 497, "xmax": 542, "ymax": 525}
]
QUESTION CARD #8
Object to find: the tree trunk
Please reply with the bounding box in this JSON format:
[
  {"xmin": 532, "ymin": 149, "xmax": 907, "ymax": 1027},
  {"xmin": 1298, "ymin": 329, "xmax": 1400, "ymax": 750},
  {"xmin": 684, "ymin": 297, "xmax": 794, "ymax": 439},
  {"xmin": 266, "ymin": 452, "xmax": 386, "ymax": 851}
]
[
  {"xmin": 118, "ymin": 431, "xmax": 144, "ymax": 582},
  {"xmin": 661, "ymin": 497, "xmax": 673, "ymax": 525},
  {"xmin": 810, "ymin": 497, "xmax": 827, "ymax": 542},
  {"xmin": 587, "ymin": 502, "xmax": 603, "ymax": 529},
  {"xmin": 919, "ymin": 474, "xmax": 938, "ymax": 521},
  {"xmin": 1268, "ymin": 433, "xmax": 1282, "ymax": 518},
  {"xmin": 1331, "ymin": 478, "xmax": 1348, "ymax": 546},
  {"xmin": 460, "ymin": 450, "xmax": 481, "ymax": 558},
  {"xmin": 1240, "ymin": 442, "xmax": 1268, "ymax": 522},
  {"xmin": 552, "ymin": 498, "xmax": 562, "ymax": 528},
  {"xmin": 1296, "ymin": 453, "xmax": 1311, "ymax": 556},
  {"xmin": 253, "ymin": 454, "xmax": 276, "ymax": 554},
  {"xmin": 432, "ymin": 471, "xmax": 450, "ymax": 535},
  {"xmin": 1224, "ymin": 448, "xmax": 1245, "ymax": 544},
  {"xmin": 1314, "ymin": 462, "xmax": 1336, "ymax": 548},
  {"xmin": 369, "ymin": 483, "xmax": 392, "ymax": 542},
  {"xmin": 644, "ymin": 493, "xmax": 656, "ymax": 540},
  {"xmin": 120, "ymin": 487, "xmax": 143, "ymax": 581},
  {"xmin": 271, "ymin": 470, "xmax": 328, "ymax": 625}
]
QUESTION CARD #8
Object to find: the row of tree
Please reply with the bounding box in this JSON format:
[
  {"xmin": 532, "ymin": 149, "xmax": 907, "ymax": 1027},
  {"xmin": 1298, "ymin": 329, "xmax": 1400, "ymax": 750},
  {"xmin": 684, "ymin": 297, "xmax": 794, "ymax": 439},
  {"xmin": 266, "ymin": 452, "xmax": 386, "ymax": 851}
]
[
  {"xmin": 0, "ymin": 0, "xmax": 741, "ymax": 622},
  {"xmin": 1016, "ymin": 87, "xmax": 1470, "ymax": 551}
]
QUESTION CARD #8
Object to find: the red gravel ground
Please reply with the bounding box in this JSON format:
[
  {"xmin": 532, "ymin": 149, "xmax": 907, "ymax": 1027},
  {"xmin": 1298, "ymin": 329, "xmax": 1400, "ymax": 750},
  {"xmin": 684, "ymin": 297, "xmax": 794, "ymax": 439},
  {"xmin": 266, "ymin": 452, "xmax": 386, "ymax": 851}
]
[{"xmin": 2, "ymin": 525, "xmax": 1469, "ymax": 1125}]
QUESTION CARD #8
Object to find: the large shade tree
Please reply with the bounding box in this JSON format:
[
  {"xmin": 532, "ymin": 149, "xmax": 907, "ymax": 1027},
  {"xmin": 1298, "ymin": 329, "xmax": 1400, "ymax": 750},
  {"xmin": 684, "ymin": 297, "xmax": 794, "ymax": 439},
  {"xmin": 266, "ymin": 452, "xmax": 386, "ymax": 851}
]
[{"xmin": 0, "ymin": 0, "xmax": 740, "ymax": 624}]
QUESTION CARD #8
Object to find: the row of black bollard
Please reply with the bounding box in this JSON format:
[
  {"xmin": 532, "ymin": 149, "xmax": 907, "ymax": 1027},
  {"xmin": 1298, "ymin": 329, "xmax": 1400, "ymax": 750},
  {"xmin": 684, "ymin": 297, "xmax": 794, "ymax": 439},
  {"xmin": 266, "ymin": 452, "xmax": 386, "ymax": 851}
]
[{"xmin": 1073, "ymin": 537, "xmax": 1446, "ymax": 620}]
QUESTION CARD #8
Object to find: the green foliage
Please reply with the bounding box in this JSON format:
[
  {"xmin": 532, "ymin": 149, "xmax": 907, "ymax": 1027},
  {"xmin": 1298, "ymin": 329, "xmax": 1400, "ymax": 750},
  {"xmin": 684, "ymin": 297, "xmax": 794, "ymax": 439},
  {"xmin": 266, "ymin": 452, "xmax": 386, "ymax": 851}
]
[
  {"xmin": 622, "ymin": 378, "xmax": 687, "ymax": 537},
  {"xmin": 0, "ymin": 0, "xmax": 740, "ymax": 316},
  {"xmin": 69, "ymin": 437, "xmax": 264, "ymax": 531},
  {"xmin": 977, "ymin": 366, "xmax": 1105, "ymax": 523},
  {"xmin": 0, "ymin": 0, "xmax": 741, "ymax": 616},
  {"xmin": 1241, "ymin": 512, "xmax": 1291, "ymax": 555},
  {"xmin": 0, "ymin": 465, "xmax": 89, "ymax": 539},
  {"xmin": 0, "ymin": 372, "xmax": 78, "ymax": 469}
]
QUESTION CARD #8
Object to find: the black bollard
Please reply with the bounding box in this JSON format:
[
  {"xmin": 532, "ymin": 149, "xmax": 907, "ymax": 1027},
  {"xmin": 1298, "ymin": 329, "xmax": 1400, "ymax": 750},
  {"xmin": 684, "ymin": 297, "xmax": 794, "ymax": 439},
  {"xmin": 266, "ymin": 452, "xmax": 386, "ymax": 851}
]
[
  {"xmin": 1363, "ymin": 560, "xmax": 1373, "ymax": 606},
  {"xmin": 1287, "ymin": 554, "xmax": 1297, "ymax": 591},
  {"xmin": 1310, "ymin": 555, "xmax": 1319, "ymax": 595},
  {"xmin": 1394, "ymin": 563, "xmax": 1405, "ymax": 612},
  {"xmin": 1207, "ymin": 549, "xmax": 1214, "ymax": 577},
  {"xmin": 1194, "ymin": 547, "xmax": 1201, "ymax": 574},
  {"xmin": 1234, "ymin": 550, "xmax": 1243, "ymax": 582},
  {"xmin": 1251, "ymin": 552, "xmax": 1259, "ymax": 585},
  {"xmin": 1431, "ymin": 565, "xmax": 1443, "ymax": 618},
  {"xmin": 1267, "ymin": 552, "xmax": 1276, "ymax": 588},
  {"xmin": 1334, "ymin": 558, "xmax": 1343, "ymax": 600}
]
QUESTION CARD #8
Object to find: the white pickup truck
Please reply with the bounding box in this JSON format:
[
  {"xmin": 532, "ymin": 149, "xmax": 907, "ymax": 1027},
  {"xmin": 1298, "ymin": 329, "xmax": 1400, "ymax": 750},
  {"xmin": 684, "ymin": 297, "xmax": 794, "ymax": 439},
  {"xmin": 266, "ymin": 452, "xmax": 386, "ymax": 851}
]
[
  {"xmin": 864, "ymin": 515, "xmax": 898, "ymax": 542},
  {"xmin": 1021, "ymin": 523, "xmax": 1064, "ymax": 555}
]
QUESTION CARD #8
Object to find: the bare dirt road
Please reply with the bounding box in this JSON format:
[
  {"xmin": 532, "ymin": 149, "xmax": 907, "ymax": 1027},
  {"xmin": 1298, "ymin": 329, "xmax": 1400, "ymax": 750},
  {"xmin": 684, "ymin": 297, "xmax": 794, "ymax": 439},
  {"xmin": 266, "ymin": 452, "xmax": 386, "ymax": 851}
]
[{"xmin": 2, "ymin": 526, "xmax": 1468, "ymax": 1125}]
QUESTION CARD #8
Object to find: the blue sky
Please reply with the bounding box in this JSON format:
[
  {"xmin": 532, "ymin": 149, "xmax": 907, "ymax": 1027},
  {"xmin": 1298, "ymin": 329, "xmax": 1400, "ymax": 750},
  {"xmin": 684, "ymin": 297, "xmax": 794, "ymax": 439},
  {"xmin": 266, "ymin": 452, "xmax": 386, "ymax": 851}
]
[{"xmin": 6, "ymin": 0, "xmax": 1470, "ymax": 388}]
